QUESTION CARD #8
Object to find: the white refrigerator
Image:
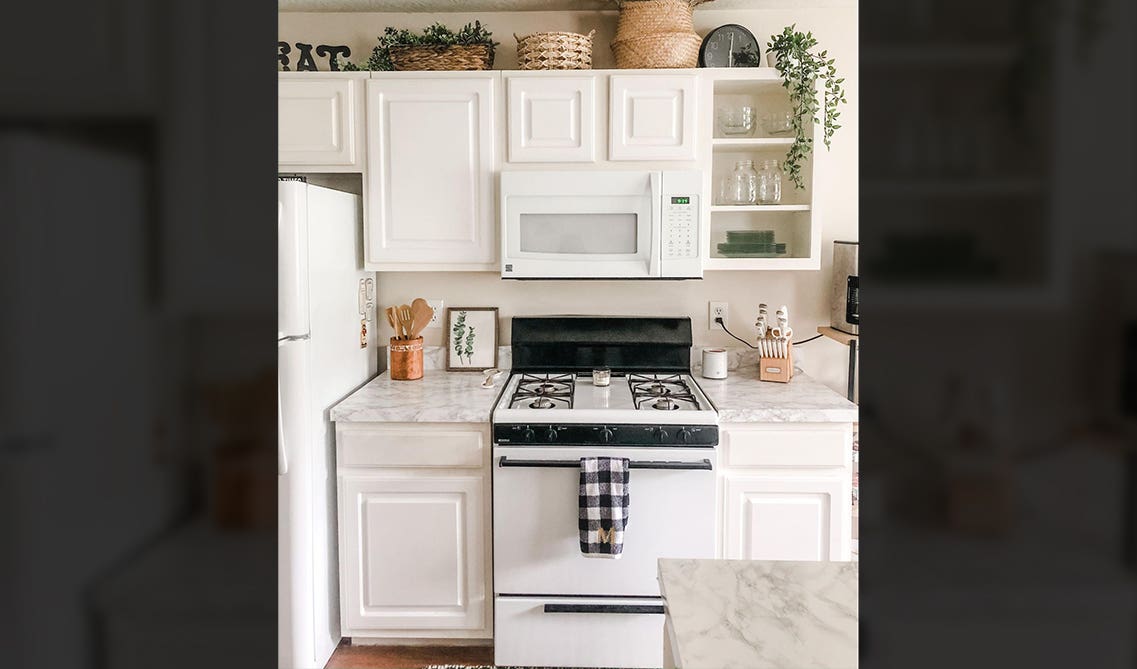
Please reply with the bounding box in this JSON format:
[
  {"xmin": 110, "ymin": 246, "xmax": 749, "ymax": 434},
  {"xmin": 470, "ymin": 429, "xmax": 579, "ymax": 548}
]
[{"xmin": 278, "ymin": 178, "xmax": 376, "ymax": 669}]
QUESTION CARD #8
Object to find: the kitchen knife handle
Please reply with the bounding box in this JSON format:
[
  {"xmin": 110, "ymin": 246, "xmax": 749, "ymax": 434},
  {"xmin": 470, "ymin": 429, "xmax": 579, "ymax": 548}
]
[
  {"xmin": 498, "ymin": 457, "xmax": 712, "ymax": 471},
  {"xmin": 543, "ymin": 603, "xmax": 665, "ymax": 615}
]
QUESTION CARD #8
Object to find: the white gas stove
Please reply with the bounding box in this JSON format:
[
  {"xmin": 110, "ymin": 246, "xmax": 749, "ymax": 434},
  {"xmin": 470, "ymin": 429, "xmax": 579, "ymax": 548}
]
[
  {"xmin": 492, "ymin": 371, "xmax": 718, "ymax": 445},
  {"xmin": 491, "ymin": 317, "xmax": 718, "ymax": 669}
]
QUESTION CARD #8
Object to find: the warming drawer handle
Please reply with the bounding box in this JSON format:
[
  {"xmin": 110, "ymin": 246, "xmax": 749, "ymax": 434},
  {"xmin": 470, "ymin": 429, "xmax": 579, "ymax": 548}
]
[
  {"xmin": 498, "ymin": 457, "xmax": 711, "ymax": 471},
  {"xmin": 543, "ymin": 603, "xmax": 666, "ymax": 615}
]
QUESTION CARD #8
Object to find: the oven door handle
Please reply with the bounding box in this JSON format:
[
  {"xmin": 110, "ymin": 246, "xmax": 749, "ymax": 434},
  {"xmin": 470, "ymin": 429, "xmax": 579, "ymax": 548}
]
[
  {"xmin": 543, "ymin": 603, "xmax": 666, "ymax": 615},
  {"xmin": 498, "ymin": 457, "xmax": 712, "ymax": 471}
]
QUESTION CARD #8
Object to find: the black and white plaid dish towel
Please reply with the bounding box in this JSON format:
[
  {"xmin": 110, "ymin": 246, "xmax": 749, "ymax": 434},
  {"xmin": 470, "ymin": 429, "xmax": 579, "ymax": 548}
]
[{"xmin": 579, "ymin": 457, "xmax": 630, "ymax": 558}]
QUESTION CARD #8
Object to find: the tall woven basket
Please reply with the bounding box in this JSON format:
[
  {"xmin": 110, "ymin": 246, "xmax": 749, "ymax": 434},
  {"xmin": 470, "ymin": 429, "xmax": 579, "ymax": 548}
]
[
  {"xmin": 389, "ymin": 44, "xmax": 494, "ymax": 71},
  {"xmin": 610, "ymin": 0, "xmax": 714, "ymax": 69},
  {"xmin": 515, "ymin": 30, "xmax": 595, "ymax": 70}
]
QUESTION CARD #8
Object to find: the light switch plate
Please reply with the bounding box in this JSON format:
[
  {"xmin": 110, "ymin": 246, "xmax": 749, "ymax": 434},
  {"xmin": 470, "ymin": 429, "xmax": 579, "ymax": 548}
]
[{"xmin": 426, "ymin": 299, "xmax": 444, "ymax": 328}]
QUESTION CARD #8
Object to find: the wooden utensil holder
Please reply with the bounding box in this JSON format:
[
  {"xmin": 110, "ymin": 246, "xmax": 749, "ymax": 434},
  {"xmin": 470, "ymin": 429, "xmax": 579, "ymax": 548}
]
[
  {"xmin": 389, "ymin": 336, "xmax": 424, "ymax": 381},
  {"xmin": 759, "ymin": 342, "xmax": 793, "ymax": 383}
]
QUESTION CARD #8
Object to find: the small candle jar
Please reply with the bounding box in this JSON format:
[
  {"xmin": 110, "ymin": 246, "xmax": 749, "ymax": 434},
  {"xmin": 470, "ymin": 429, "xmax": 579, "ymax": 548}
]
[{"xmin": 592, "ymin": 367, "xmax": 611, "ymax": 387}]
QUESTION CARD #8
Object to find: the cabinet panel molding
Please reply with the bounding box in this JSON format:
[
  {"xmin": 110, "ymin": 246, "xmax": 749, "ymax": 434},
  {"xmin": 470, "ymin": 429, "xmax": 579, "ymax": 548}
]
[
  {"xmin": 609, "ymin": 75, "xmax": 697, "ymax": 161},
  {"xmin": 365, "ymin": 76, "xmax": 496, "ymax": 269},
  {"xmin": 340, "ymin": 474, "xmax": 486, "ymax": 632},
  {"xmin": 507, "ymin": 76, "xmax": 596, "ymax": 163}
]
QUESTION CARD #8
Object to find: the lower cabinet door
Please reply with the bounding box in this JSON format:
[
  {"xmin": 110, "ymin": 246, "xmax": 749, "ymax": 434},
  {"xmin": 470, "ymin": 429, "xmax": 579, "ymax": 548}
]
[
  {"xmin": 724, "ymin": 474, "xmax": 850, "ymax": 561},
  {"xmin": 495, "ymin": 596, "xmax": 665, "ymax": 669},
  {"xmin": 340, "ymin": 474, "xmax": 486, "ymax": 631}
]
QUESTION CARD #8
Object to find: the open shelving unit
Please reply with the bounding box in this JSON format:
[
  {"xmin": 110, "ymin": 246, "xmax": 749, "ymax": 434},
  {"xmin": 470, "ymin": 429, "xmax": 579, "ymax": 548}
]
[{"xmin": 698, "ymin": 68, "xmax": 824, "ymax": 271}]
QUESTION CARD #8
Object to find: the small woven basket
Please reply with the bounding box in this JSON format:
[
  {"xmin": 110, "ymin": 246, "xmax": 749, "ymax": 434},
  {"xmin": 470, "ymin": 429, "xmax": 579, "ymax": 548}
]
[
  {"xmin": 515, "ymin": 30, "xmax": 595, "ymax": 70},
  {"xmin": 389, "ymin": 44, "xmax": 494, "ymax": 71},
  {"xmin": 610, "ymin": 0, "xmax": 713, "ymax": 69}
]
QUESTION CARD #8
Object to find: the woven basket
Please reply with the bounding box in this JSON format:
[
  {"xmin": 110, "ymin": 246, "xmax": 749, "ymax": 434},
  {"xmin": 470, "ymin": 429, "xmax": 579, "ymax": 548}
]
[
  {"xmin": 389, "ymin": 44, "xmax": 494, "ymax": 71},
  {"xmin": 515, "ymin": 30, "xmax": 595, "ymax": 70},
  {"xmin": 610, "ymin": 0, "xmax": 713, "ymax": 69}
]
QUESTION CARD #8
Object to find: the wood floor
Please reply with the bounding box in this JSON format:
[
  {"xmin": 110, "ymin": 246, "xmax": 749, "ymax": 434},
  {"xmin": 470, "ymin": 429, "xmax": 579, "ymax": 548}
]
[{"xmin": 325, "ymin": 641, "xmax": 495, "ymax": 669}]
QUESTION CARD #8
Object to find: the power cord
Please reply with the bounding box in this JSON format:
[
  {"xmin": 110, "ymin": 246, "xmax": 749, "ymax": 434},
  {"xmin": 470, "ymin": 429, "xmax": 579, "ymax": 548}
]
[{"xmin": 714, "ymin": 317, "xmax": 825, "ymax": 348}]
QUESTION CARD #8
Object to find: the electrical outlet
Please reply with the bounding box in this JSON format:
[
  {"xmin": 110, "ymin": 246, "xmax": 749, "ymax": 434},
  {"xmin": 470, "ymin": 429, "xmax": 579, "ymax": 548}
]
[
  {"xmin": 709, "ymin": 301, "xmax": 728, "ymax": 331},
  {"xmin": 426, "ymin": 299, "xmax": 444, "ymax": 328}
]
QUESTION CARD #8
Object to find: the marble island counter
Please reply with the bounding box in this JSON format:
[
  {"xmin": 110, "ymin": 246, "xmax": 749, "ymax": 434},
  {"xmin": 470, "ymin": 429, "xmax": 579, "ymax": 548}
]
[
  {"xmin": 331, "ymin": 364, "xmax": 855, "ymax": 424},
  {"xmin": 659, "ymin": 558, "xmax": 858, "ymax": 669}
]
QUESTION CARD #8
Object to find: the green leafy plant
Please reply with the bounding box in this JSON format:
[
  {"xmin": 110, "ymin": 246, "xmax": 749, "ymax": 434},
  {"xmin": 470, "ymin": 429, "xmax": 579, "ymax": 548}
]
[
  {"xmin": 766, "ymin": 25, "xmax": 846, "ymax": 189},
  {"xmin": 451, "ymin": 311, "xmax": 468, "ymax": 364},
  {"xmin": 343, "ymin": 21, "xmax": 498, "ymax": 71}
]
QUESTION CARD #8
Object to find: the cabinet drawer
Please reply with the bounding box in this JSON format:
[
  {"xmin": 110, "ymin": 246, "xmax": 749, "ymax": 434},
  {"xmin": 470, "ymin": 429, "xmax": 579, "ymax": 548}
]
[
  {"xmin": 724, "ymin": 427, "xmax": 849, "ymax": 468},
  {"xmin": 337, "ymin": 426, "xmax": 485, "ymax": 468},
  {"xmin": 494, "ymin": 596, "xmax": 664, "ymax": 669}
]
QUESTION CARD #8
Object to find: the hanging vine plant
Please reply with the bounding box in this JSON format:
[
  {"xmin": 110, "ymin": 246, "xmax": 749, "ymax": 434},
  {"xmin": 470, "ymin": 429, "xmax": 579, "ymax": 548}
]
[{"xmin": 766, "ymin": 25, "xmax": 846, "ymax": 190}]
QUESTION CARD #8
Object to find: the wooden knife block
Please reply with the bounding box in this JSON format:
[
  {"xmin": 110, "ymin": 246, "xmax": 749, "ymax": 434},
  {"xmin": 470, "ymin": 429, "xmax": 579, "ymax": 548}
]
[{"xmin": 759, "ymin": 342, "xmax": 793, "ymax": 383}]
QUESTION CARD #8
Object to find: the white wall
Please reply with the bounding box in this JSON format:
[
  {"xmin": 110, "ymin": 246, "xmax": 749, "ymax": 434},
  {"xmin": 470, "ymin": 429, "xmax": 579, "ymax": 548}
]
[{"xmin": 280, "ymin": 2, "xmax": 859, "ymax": 395}]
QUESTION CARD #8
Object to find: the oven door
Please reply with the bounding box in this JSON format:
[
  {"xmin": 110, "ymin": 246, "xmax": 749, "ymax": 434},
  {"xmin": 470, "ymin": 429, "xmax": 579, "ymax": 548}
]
[
  {"xmin": 492, "ymin": 445, "xmax": 715, "ymax": 597},
  {"xmin": 501, "ymin": 171, "xmax": 660, "ymax": 279}
]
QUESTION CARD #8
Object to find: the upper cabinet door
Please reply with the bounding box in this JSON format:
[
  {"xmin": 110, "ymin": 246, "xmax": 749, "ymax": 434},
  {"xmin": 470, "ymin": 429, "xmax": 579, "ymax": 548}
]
[
  {"xmin": 365, "ymin": 76, "xmax": 496, "ymax": 269},
  {"xmin": 507, "ymin": 76, "xmax": 596, "ymax": 163},
  {"xmin": 278, "ymin": 75, "xmax": 364, "ymax": 169},
  {"xmin": 609, "ymin": 75, "xmax": 697, "ymax": 161}
]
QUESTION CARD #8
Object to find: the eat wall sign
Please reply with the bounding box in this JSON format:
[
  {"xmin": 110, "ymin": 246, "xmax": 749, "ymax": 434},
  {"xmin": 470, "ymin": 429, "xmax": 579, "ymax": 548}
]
[{"xmin": 278, "ymin": 42, "xmax": 352, "ymax": 71}]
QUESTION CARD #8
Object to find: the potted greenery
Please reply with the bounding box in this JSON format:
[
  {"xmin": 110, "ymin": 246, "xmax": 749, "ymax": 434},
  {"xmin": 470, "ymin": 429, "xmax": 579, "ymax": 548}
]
[
  {"xmin": 344, "ymin": 21, "xmax": 499, "ymax": 71},
  {"xmin": 765, "ymin": 25, "xmax": 846, "ymax": 189}
]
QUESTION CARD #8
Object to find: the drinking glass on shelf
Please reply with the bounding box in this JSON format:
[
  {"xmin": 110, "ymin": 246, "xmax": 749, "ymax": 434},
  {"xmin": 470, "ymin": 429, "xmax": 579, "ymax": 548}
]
[
  {"xmin": 717, "ymin": 105, "xmax": 755, "ymax": 136},
  {"xmin": 722, "ymin": 160, "xmax": 758, "ymax": 205},
  {"xmin": 761, "ymin": 110, "xmax": 794, "ymax": 135},
  {"xmin": 756, "ymin": 159, "xmax": 782, "ymax": 204}
]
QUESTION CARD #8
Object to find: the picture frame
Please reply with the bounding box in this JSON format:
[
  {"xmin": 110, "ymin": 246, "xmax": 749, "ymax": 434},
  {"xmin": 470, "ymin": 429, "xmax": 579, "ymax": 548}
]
[{"xmin": 444, "ymin": 307, "xmax": 499, "ymax": 371}]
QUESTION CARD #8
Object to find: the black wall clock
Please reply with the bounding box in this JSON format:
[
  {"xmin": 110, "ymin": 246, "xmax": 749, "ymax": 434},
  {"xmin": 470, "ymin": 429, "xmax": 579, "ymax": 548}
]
[{"xmin": 698, "ymin": 24, "xmax": 762, "ymax": 68}]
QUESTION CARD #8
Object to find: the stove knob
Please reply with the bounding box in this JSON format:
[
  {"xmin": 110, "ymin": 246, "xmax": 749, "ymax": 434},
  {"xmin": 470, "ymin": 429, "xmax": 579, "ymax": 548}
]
[
  {"xmin": 522, "ymin": 428, "xmax": 535, "ymax": 442},
  {"xmin": 655, "ymin": 427, "xmax": 670, "ymax": 443},
  {"xmin": 545, "ymin": 428, "xmax": 559, "ymax": 442},
  {"xmin": 600, "ymin": 427, "xmax": 614, "ymax": 443},
  {"xmin": 677, "ymin": 428, "xmax": 692, "ymax": 443}
]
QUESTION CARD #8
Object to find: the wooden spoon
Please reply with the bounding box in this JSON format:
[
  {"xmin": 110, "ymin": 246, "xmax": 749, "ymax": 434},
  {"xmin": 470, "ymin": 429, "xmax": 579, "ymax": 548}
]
[
  {"xmin": 408, "ymin": 298, "xmax": 434, "ymax": 339},
  {"xmin": 385, "ymin": 306, "xmax": 398, "ymax": 335}
]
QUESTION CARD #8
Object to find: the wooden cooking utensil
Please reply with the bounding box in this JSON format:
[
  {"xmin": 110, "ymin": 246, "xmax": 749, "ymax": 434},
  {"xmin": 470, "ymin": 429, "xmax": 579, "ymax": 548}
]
[
  {"xmin": 385, "ymin": 306, "xmax": 398, "ymax": 335},
  {"xmin": 397, "ymin": 304, "xmax": 413, "ymax": 340},
  {"xmin": 408, "ymin": 298, "xmax": 434, "ymax": 339}
]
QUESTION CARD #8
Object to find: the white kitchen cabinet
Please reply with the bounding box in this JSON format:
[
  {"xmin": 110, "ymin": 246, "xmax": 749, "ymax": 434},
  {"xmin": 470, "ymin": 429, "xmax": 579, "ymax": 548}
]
[
  {"xmin": 278, "ymin": 73, "xmax": 366, "ymax": 170},
  {"xmin": 506, "ymin": 75, "xmax": 596, "ymax": 163},
  {"xmin": 723, "ymin": 474, "xmax": 849, "ymax": 561},
  {"xmin": 364, "ymin": 75, "xmax": 497, "ymax": 270},
  {"xmin": 336, "ymin": 423, "xmax": 492, "ymax": 640},
  {"xmin": 609, "ymin": 74, "xmax": 698, "ymax": 161},
  {"xmin": 719, "ymin": 424, "xmax": 853, "ymax": 561}
]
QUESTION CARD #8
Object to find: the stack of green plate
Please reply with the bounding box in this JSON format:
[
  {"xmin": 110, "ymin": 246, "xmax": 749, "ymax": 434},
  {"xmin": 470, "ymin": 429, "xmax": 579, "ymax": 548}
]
[{"xmin": 717, "ymin": 230, "xmax": 787, "ymax": 257}]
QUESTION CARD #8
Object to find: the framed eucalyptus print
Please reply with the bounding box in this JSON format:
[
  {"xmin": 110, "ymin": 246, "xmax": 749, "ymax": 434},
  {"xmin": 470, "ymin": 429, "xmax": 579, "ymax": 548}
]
[{"xmin": 445, "ymin": 307, "xmax": 499, "ymax": 371}]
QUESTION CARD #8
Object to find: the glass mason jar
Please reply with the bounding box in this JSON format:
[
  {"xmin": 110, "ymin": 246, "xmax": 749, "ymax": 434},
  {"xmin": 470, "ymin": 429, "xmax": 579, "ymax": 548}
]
[
  {"xmin": 722, "ymin": 160, "xmax": 758, "ymax": 205},
  {"xmin": 756, "ymin": 159, "xmax": 782, "ymax": 204}
]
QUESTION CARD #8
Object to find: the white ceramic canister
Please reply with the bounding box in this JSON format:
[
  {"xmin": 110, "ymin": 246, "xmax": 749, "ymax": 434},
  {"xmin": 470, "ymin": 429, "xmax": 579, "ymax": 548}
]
[{"xmin": 701, "ymin": 348, "xmax": 728, "ymax": 379}]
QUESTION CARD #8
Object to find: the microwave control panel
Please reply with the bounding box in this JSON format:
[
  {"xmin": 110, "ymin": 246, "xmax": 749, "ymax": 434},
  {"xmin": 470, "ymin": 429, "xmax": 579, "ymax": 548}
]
[{"xmin": 663, "ymin": 194, "xmax": 699, "ymax": 259}]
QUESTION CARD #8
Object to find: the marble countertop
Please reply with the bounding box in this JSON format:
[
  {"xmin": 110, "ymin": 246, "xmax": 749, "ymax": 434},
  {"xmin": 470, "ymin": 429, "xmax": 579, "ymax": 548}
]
[
  {"xmin": 330, "ymin": 370, "xmax": 502, "ymax": 423},
  {"xmin": 659, "ymin": 559, "xmax": 858, "ymax": 669},
  {"xmin": 696, "ymin": 366, "xmax": 858, "ymax": 423},
  {"xmin": 331, "ymin": 367, "xmax": 855, "ymax": 424}
]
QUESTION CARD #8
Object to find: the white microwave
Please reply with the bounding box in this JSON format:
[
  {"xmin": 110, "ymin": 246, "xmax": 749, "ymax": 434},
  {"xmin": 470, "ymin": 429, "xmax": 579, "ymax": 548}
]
[{"xmin": 500, "ymin": 170, "xmax": 703, "ymax": 279}]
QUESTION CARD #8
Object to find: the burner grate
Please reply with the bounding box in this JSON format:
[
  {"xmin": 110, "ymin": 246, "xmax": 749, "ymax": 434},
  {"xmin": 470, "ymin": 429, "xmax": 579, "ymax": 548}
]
[
  {"xmin": 510, "ymin": 373, "xmax": 575, "ymax": 409},
  {"xmin": 628, "ymin": 374, "xmax": 701, "ymax": 411}
]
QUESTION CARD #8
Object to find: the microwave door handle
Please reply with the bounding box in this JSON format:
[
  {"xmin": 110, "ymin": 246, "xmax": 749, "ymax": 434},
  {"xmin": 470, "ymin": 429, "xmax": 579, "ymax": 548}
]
[{"xmin": 649, "ymin": 171, "xmax": 662, "ymax": 277}]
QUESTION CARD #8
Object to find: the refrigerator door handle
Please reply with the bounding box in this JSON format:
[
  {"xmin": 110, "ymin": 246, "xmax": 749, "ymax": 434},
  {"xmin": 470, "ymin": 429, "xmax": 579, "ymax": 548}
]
[{"xmin": 277, "ymin": 383, "xmax": 288, "ymax": 476}]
